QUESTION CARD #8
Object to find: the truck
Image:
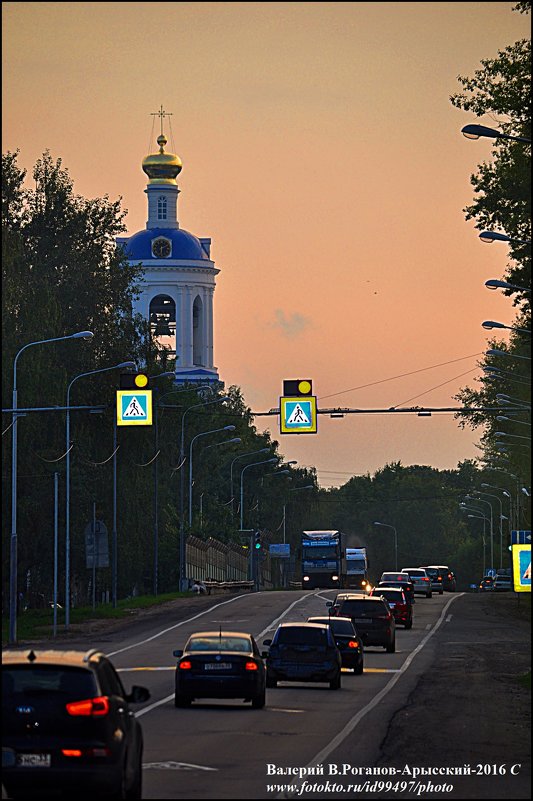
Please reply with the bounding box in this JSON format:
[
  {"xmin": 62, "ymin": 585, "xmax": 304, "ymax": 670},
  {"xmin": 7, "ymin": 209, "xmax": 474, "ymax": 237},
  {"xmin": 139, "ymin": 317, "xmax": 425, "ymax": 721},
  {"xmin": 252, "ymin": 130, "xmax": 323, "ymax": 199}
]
[
  {"xmin": 301, "ymin": 530, "xmax": 343, "ymax": 589},
  {"xmin": 344, "ymin": 547, "xmax": 370, "ymax": 591}
]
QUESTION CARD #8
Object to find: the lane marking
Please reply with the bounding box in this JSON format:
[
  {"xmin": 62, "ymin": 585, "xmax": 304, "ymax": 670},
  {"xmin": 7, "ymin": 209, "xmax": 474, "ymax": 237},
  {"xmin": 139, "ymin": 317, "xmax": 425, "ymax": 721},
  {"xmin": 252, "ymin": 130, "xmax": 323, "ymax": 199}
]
[
  {"xmin": 118, "ymin": 666, "xmax": 174, "ymax": 672},
  {"xmin": 143, "ymin": 761, "xmax": 218, "ymax": 772},
  {"xmin": 107, "ymin": 593, "xmax": 265, "ymax": 657},
  {"xmin": 363, "ymin": 668, "xmax": 400, "ymax": 674},
  {"xmin": 446, "ymin": 614, "xmax": 453, "ymax": 622},
  {"xmin": 277, "ymin": 593, "xmax": 464, "ymax": 798}
]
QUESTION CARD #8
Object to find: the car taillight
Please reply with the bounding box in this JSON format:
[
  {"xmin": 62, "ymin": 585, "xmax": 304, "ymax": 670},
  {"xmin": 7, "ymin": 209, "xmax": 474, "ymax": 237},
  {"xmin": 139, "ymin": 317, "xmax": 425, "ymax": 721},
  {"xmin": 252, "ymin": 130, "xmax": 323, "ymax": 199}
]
[
  {"xmin": 66, "ymin": 696, "xmax": 110, "ymax": 717},
  {"xmin": 437, "ymin": 577, "xmax": 442, "ymax": 582},
  {"xmin": 376, "ymin": 614, "xmax": 391, "ymax": 620},
  {"xmin": 62, "ymin": 747, "xmax": 111, "ymax": 758},
  {"xmin": 422, "ymin": 577, "xmax": 429, "ymax": 582},
  {"xmin": 245, "ymin": 661, "xmax": 258, "ymax": 671},
  {"xmin": 179, "ymin": 660, "xmax": 192, "ymax": 670},
  {"xmin": 348, "ymin": 640, "xmax": 359, "ymax": 649}
]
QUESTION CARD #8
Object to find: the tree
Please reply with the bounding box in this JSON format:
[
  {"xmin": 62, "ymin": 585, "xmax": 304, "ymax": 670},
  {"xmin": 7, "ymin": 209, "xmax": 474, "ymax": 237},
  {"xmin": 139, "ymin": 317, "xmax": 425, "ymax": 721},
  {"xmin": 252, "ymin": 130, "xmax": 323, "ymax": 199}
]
[{"xmin": 450, "ymin": 3, "xmax": 531, "ymax": 490}]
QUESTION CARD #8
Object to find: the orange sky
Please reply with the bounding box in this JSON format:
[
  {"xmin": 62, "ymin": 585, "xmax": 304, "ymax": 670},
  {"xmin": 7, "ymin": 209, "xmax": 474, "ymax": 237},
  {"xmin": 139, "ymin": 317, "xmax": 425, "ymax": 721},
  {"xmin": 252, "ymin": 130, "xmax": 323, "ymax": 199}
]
[{"xmin": 2, "ymin": 2, "xmax": 529, "ymax": 487}]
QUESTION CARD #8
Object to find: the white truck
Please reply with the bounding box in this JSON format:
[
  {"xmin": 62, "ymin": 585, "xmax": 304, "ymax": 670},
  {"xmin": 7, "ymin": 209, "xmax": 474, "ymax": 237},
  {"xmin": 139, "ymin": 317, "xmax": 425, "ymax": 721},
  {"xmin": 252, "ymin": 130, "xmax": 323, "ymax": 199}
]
[{"xmin": 344, "ymin": 547, "xmax": 370, "ymax": 591}]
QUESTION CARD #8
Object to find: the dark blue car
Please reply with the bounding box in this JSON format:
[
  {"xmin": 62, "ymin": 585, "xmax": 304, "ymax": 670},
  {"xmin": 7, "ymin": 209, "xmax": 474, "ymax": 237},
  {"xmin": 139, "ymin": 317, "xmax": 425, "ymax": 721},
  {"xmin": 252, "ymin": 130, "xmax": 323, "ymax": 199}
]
[
  {"xmin": 307, "ymin": 616, "xmax": 364, "ymax": 674},
  {"xmin": 262, "ymin": 622, "xmax": 342, "ymax": 689}
]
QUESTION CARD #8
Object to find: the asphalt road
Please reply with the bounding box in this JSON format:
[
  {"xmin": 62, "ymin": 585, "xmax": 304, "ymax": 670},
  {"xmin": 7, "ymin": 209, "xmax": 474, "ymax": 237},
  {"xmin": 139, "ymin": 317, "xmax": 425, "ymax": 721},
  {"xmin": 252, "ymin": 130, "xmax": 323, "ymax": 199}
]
[{"xmin": 4, "ymin": 590, "xmax": 530, "ymax": 800}]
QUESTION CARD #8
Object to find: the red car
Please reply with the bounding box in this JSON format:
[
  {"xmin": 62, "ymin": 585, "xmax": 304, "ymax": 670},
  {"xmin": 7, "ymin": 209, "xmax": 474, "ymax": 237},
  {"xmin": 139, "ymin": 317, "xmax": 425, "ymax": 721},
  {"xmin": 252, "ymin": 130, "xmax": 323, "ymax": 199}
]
[{"xmin": 370, "ymin": 586, "xmax": 413, "ymax": 629}]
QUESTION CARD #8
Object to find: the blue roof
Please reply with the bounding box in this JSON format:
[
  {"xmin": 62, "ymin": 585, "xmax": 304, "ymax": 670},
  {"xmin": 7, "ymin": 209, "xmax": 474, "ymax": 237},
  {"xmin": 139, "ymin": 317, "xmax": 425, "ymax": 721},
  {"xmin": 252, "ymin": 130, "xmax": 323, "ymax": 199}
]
[{"xmin": 121, "ymin": 227, "xmax": 210, "ymax": 261}]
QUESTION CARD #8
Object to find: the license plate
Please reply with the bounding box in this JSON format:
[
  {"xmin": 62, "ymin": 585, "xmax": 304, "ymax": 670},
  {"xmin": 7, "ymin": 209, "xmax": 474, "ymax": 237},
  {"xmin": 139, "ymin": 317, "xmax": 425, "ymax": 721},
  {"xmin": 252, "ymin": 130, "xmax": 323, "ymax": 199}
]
[
  {"xmin": 355, "ymin": 617, "xmax": 367, "ymax": 622},
  {"xmin": 388, "ymin": 602, "xmax": 396, "ymax": 607},
  {"xmin": 17, "ymin": 753, "xmax": 51, "ymax": 768},
  {"xmin": 204, "ymin": 662, "xmax": 231, "ymax": 670}
]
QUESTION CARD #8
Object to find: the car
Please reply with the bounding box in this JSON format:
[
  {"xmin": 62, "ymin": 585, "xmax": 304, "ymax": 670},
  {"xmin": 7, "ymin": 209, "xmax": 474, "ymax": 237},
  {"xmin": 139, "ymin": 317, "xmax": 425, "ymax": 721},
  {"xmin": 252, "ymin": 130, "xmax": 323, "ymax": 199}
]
[
  {"xmin": 378, "ymin": 573, "xmax": 416, "ymax": 604},
  {"xmin": 307, "ymin": 616, "xmax": 364, "ymax": 674},
  {"xmin": 420, "ymin": 566, "xmax": 444, "ymax": 595},
  {"xmin": 426, "ymin": 565, "xmax": 457, "ymax": 592},
  {"xmin": 400, "ymin": 568, "xmax": 432, "ymax": 598},
  {"xmin": 262, "ymin": 623, "xmax": 342, "ymax": 689},
  {"xmin": 479, "ymin": 576, "xmax": 495, "ymax": 592},
  {"xmin": 173, "ymin": 630, "xmax": 266, "ymax": 708},
  {"xmin": 331, "ymin": 593, "xmax": 396, "ymax": 652},
  {"xmin": 493, "ymin": 575, "xmax": 513, "ymax": 592},
  {"xmin": 2, "ymin": 648, "xmax": 149, "ymax": 800},
  {"xmin": 370, "ymin": 586, "xmax": 413, "ymax": 629}
]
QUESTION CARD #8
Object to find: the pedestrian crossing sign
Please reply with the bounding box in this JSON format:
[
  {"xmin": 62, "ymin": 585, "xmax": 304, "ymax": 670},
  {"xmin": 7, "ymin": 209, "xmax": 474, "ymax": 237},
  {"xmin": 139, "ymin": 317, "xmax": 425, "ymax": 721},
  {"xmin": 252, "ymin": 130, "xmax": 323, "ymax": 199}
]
[
  {"xmin": 280, "ymin": 396, "xmax": 317, "ymax": 434},
  {"xmin": 116, "ymin": 390, "xmax": 153, "ymax": 426}
]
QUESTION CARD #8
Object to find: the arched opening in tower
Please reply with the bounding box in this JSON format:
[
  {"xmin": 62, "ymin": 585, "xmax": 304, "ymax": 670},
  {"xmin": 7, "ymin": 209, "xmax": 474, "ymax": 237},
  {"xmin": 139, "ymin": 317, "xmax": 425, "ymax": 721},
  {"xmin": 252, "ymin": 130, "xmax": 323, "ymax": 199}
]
[
  {"xmin": 193, "ymin": 295, "xmax": 205, "ymax": 366},
  {"xmin": 149, "ymin": 294, "xmax": 176, "ymax": 358}
]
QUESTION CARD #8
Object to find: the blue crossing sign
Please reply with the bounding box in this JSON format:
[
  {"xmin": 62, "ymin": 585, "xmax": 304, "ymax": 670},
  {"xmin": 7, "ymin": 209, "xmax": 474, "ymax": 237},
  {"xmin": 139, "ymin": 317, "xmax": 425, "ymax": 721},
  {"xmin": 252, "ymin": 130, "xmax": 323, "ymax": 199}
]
[
  {"xmin": 116, "ymin": 390, "xmax": 153, "ymax": 426},
  {"xmin": 280, "ymin": 396, "xmax": 317, "ymax": 434},
  {"xmin": 511, "ymin": 530, "xmax": 531, "ymax": 545}
]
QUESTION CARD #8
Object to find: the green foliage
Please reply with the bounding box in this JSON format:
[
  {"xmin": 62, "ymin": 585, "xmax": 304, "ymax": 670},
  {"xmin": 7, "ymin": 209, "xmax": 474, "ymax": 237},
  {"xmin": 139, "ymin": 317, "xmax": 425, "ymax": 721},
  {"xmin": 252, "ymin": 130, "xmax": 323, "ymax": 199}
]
[{"xmin": 450, "ymin": 6, "xmax": 531, "ymax": 491}]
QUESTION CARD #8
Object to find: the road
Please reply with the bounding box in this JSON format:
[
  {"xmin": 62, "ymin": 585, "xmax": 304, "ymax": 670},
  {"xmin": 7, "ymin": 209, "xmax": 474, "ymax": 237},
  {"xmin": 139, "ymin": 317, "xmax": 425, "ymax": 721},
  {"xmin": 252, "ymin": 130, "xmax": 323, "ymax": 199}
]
[{"xmin": 57, "ymin": 589, "xmax": 471, "ymax": 799}]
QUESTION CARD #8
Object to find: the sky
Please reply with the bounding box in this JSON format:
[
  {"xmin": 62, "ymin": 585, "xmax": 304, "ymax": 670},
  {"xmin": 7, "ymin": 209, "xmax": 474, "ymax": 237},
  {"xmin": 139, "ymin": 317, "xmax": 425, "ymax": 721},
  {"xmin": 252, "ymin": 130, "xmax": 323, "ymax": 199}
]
[{"xmin": 2, "ymin": 2, "xmax": 529, "ymax": 488}]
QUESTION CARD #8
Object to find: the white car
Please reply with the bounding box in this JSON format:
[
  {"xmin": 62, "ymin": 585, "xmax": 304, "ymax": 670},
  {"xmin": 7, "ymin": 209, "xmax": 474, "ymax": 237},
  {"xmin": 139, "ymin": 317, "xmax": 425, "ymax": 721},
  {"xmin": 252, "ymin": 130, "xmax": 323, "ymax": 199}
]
[{"xmin": 400, "ymin": 568, "xmax": 432, "ymax": 598}]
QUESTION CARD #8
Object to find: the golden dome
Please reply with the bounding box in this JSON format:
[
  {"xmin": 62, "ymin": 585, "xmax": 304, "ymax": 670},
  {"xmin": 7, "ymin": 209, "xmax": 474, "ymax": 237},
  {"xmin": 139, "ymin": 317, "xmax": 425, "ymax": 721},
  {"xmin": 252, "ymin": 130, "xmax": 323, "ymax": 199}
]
[{"xmin": 142, "ymin": 134, "xmax": 182, "ymax": 185}]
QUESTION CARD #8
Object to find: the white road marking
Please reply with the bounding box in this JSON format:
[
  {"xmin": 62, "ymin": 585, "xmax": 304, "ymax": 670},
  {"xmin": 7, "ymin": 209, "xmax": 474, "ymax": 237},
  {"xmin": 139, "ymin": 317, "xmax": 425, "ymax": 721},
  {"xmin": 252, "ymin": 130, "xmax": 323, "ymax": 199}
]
[
  {"xmin": 446, "ymin": 614, "xmax": 453, "ymax": 622},
  {"xmin": 143, "ymin": 761, "xmax": 218, "ymax": 772}
]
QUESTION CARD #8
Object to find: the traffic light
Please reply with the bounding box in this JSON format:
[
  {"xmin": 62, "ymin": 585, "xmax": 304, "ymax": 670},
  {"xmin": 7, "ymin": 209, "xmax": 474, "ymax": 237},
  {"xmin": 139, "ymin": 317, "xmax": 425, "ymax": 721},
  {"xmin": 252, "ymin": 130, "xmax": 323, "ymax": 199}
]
[
  {"xmin": 120, "ymin": 372, "xmax": 150, "ymax": 390},
  {"xmin": 254, "ymin": 532, "xmax": 262, "ymax": 550},
  {"xmin": 283, "ymin": 379, "xmax": 312, "ymax": 396}
]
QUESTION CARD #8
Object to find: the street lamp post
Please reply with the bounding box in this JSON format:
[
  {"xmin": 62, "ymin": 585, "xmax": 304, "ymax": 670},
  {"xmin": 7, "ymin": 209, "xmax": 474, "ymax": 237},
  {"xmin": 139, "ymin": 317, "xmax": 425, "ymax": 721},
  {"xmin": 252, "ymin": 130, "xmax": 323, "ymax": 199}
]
[
  {"xmin": 179, "ymin": 394, "xmax": 230, "ymax": 591},
  {"xmin": 465, "ymin": 496, "xmax": 494, "ymax": 570},
  {"xmin": 239, "ymin": 459, "xmax": 278, "ymax": 531},
  {"xmin": 229, "ymin": 448, "xmax": 271, "ymax": 515},
  {"xmin": 466, "ymin": 514, "xmax": 488, "ymax": 576},
  {"xmin": 65, "ymin": 360, "xmax": 135, "ymax": 626},
  {"xmin": 9, "ymin": 330, "xmax": 94, "ymax": 645},
  {"xmin": 479, "ymin": 231, "xmax": 532, "ymax": 246},
  {"xmin": 461, "ymin": 123, "xmax": 531, "ymax": 144},
  {"xmin": 482, "ymin": 320, "xmax": 531, "ymax": 335},
  {"xmin": 373, "ymin": 521, "xmax": 398, "ymax": 571},
  {"xmin": 188, "ymin": 428, "xmax": 238, "ymax": 527},
  {"xmin": 479, "ymin": 489, "xmax": 505, "ymax": 569},
  {"xmin": 481, "ymin": 483, "xmax": 515, "ymax": 566}
]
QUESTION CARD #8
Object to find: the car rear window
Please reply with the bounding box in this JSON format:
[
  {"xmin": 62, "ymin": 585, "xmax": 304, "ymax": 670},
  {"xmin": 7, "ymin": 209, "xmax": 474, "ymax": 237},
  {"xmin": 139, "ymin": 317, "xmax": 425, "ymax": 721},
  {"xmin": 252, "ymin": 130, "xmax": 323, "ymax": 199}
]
[
  {"xmin": 375, "ymin": 590, "xmax": 404, "ymax": 602},
  {"xmin": 423, "ymin": 568, "xmax": 438, "ymax": 578},
  {"xmin": 276, "ymin": 626, "xmax": 329, "ymax": 645},
  {"xmin": 381, "ymin": 573, "xmax": 408, "ymax": 582},
  {"xmin": 187, "ymin": 636, "xmax": 251, "ymax": 652},
  {"xmin": 2, "ymin": 666, "xmax": 97, "ymax": 698},
  {"xmin": 404, "ymin": 569, "xmax": 425, "ymax": 577},
  {"xmin": 309, "ymin": 618, "xmax": 355, "ymax": 635},
  {"xmin": 338, "ymin": 599, "xmax": 385, "ymax": 617}
]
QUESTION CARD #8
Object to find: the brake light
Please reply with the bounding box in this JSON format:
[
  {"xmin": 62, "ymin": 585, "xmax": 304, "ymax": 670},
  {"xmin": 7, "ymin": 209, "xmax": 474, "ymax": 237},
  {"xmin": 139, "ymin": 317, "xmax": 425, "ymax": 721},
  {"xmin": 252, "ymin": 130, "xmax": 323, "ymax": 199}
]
[
  {"xmin": 422, "ymin": 577, "xmax": 429, "ymax": 582},
  {"xmin": 348, "ymin": 640, "xmax": 359, "ymax": 649},
  {"xmin": 179, "ymin": 661, "xmax": 192, "ymax": 670},
  {"xmin": 62, "ymin": 747, "xmax": 111, "ymax": 758},
  {"xmin": 66, "ymin": 696, "xmax": 110, "ymax": 717},
  {"xmin": 245, "ymin": 661, "xmax": 258, "ymax": 671},
  {"xmin": 376, "ymin": 614, "xmax": 391, "ymax": 620}
]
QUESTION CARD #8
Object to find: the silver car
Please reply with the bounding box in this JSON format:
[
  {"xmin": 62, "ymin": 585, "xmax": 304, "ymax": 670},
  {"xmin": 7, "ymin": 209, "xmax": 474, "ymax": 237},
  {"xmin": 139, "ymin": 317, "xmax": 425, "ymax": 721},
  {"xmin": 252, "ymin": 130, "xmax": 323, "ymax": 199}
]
[
  {"xmin": 420, "ymin": 566, "xmax": 444, "ymax": 595},
  {"xmin": 400, "ymin": 568, "xmax": 432, "ymax": 598}
]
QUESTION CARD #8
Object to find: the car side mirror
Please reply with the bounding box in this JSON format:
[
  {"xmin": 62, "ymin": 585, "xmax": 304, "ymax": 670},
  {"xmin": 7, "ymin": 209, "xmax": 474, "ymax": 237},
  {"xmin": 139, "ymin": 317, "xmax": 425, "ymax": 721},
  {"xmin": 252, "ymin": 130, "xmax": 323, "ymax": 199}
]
[
  {"xmin": 127, "ymin": 685, "xmax": 150, "ymax": 704},
  {"xmin": 173, "ymin": 649, "xmax": 183, "ymax": 658},
  {"xmin": 262, "ymin": 639, "xmax": 272, "ymax": 647},
  {"xmin": 325, "ymin": 601, "xmax": 333, "ymax": 608}
]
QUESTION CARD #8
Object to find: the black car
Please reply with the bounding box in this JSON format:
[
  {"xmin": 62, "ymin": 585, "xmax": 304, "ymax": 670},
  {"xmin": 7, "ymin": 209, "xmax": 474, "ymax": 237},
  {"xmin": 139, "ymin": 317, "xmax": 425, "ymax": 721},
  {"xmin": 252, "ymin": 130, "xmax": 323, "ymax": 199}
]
[
  {"xmin": 426, "ymin": 565, "xmax": 457, "ymax": 592},
  {"xmin": 173, "ymin": 631, "xmax": 266, "ymax": 708},
  {"xmin": 307, "ymin": 616, "xmax": 364, "ymax": 674},
  {"xmin": 263, "ymin": 623, "xmax": 342, "ymax": 689},
  {"xmin": 369, "ymin": 586, "xmax": 413, "ymax": 629},
  {"xmin": 2, "ymin": 648, "xmax": 149, "ymax": 799},
  {"xmin": 479, "ymin": 575, "xmax": 495, "ymax": 592},
  {"xmin": 377, "ymin": 574, "xmax": 416, "ymax": 604},
  {"xmin": 332, "ymin": 594, "xmax": 396, "ymax": 652}
]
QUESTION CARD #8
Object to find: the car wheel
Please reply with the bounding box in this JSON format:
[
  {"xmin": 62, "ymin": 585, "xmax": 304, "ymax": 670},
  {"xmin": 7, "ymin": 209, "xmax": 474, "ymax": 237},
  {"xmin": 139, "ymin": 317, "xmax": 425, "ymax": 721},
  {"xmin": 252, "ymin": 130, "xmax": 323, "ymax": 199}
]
[
  {"xmin": 386, "ymin": 639, "xmax": 396, "ymax": 653},
  {"xmin": 329, "ymin": 672, "xmax": 341, "ymax": 690},
  {"xmin": 251, "ymin": 690, "xmax": 266, "ymax": 709},
  {"xmin": 266, "ymin": 675, "xmax": 277, "ymax": 689},
  {"xmin": 174, "ymin": 693, "xmax": 192, "ymax": 707},
  {"xmin": 354, "ymin": 661, "xmax": 364, "ymax": 675},
  {"xmin": 439, "ymin": 589, "xmax": 444, "ymax": 595},
  {"xmin": 426, "ymin": 592, "xmax": 432, "ymax": 598},
  {"xmin": 404, "ymin": 620, "xmax": 412, "ymax": 629}
]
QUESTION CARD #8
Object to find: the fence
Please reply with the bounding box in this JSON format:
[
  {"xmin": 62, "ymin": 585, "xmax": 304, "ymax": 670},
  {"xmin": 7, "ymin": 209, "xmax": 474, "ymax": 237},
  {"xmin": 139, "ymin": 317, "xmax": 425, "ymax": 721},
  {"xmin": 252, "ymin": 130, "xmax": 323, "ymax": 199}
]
[{"xmin": 186, "ymin": 534, "xmax": 274, "ymax": 589}]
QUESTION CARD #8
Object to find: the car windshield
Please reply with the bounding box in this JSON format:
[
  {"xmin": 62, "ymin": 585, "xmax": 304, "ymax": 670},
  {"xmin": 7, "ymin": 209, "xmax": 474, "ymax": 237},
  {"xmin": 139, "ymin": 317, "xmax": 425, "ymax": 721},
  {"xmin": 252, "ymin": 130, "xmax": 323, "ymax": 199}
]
[
  {"xmin": 276, "ymin": 626, "xmax": 329, "ymax": 645},
  {"xmin": 187, "ymin": 636, "xmax": 251, "ymax": 652},
  {"xmin": 2, "ymin": 666, "xmax": 97, "ymax": 697}
]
